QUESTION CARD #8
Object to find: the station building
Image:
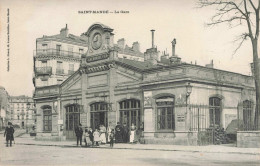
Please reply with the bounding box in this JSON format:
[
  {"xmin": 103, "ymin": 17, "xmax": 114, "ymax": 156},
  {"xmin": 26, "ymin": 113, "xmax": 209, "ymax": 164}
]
[{"xmin": 34, "ymin": 23, "xmax": 256, "ymax": 145}]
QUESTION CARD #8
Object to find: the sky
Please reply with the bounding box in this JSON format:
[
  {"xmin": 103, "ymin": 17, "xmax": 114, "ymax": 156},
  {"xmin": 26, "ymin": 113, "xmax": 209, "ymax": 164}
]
[{"xmin": 0, "ymin": 0, "xmax": 256, "ymax": 97}]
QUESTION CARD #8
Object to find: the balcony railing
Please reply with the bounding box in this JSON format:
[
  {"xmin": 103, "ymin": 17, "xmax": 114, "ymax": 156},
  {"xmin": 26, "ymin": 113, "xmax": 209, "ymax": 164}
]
[
  {"xmin": 34, "ymin": 49, "xmax": 81, "ymax": 59},
  {"xmin": 35, "ymin": 67, "xmax": 52, "ymax": 76},
  {"xmin": 56, "ymin": 68, "xmax": 64, "ymax": 75}
]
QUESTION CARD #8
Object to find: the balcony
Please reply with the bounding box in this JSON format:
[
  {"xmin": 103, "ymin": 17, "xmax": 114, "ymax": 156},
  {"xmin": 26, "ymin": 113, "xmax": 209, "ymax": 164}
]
[
  {"xmin": 34, "ymin": 49, "xmax": 81, "ymax": 59},
  {"xmin": 35, "ymin": 67, "xmax": 52, "ymax": 76},
  {"xmin": 56, "ymin": 68, "xmax": 64, "ymax": 75}
]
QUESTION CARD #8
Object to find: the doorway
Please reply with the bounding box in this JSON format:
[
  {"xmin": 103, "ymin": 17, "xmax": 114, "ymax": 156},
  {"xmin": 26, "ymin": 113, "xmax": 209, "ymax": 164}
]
[
  {"xmin": 90, "ymin": 102, "xmax": 108, "ymax": 130},
  {"xmin": 65, "ymin": 104, "xmax": 80, "ymax": 139}
]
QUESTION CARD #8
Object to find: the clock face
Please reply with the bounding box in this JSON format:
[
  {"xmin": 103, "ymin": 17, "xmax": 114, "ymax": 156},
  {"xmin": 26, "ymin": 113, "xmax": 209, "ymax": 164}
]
[{"xmin": 92, "ymin": 32, "xmax": 102, "ymax": 50}]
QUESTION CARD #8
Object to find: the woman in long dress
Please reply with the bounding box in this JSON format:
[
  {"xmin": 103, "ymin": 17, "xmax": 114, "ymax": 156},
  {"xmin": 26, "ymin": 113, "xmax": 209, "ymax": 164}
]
[
  {"xmin": 99, "ymin": 125, "xmax": 107, "ymax": 144},
  {"xmin": 129, "ymin": 123, "xmax": 136, "ymax": 143}
]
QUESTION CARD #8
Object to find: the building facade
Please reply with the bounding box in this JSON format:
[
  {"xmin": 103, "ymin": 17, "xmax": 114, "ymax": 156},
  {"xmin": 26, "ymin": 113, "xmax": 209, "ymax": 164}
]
[
  {"xmin": 33, "ymin": 25, "xmax": 88, "ymax": 87},
  {"xmin": 9, "ymin": 96, "xmax": 35, "ymax": 130},
  {"xmin": 0, "ymin": 86, "xmax": 10, "ymax": 130},
  {"xmin": 34, "ymin": 23, "xmax": 256, "ymax": 145}
]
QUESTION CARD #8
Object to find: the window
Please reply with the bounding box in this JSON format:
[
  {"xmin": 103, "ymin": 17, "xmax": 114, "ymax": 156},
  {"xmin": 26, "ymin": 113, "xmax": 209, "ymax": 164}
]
[
  {"xmin": 243, "ymin": 100, "xmax": 253, "ymax": 130},
  {"xmin": 42, "ymin": 44, "xmax": 48, "ymax": 53},
  {"xmin": 17, "ymin": 115, "xmax": 20, "ymax": 120},
  {"xmin": 209, "ymin": 97, "xmax": 221, "ymax": 126},
  {"xmin": 43, "ymin": 106, "xmax": 52, "ymax": 131},
  {"xmin": 41, "ymin": 61, "xmax": 47, "ymax": 67},
  {"xmin": 79, "ymin": 48, "xmax": 84, "ymax": 54},
  {"xmin": 69, "ymin": 64, "xmax": 74, "ymax": 71},
  {"xmin": 57, "ymin": 79, "xmax": 63, "ymax": 84},
  {"xmin": 156, "ymin": 96, "xmax": 175, "ymax": 130},
  {"xmin": 119, "ymin": 99, "xmax": 141, "ymax": 129},
  {"xmin": 42, "ymin": 80, "xmax": 48, "ymax": 86},
  {"xmin": 68, "ymin": 47, "xmax": 73, "ymax": 57}
]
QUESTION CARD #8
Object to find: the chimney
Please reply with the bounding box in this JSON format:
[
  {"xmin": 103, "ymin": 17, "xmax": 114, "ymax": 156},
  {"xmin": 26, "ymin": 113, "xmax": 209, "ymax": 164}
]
[
  {"xmin": 205, "ymin": 60, "xmax": 214, "ymax": 68},
  {"xmin": 132, "ymin": 42, "xmax": 140, "ymax": 52},
  {"xmin": 171, "ymin": 38, "xmax": 176, "ymax": 56},
  {"xmin": 60, "ymin": 24, "xmax": 69, "ymax": 37},
  {"xmin": 151, "ymin": 29, "xmax": 155, "ymax": 48}
]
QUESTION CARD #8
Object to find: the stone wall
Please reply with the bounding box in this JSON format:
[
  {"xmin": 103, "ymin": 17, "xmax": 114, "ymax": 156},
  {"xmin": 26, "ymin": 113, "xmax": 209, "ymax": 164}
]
[{"xmin": 237, "ymin": 131, "xmax": 260, "ymax": 148}]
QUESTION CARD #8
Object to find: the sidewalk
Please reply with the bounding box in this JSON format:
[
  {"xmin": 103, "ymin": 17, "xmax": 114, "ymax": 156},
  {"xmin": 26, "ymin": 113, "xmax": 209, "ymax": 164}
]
[{"xmin": 12, "ymin": 134, "xmax": 260, "ymax": 155}]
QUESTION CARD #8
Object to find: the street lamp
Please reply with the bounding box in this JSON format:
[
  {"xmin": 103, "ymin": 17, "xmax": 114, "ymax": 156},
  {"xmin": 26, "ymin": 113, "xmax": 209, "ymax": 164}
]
[{"xmin": 186, "ymin": 82, "xmax": 192, "ymax": 105}]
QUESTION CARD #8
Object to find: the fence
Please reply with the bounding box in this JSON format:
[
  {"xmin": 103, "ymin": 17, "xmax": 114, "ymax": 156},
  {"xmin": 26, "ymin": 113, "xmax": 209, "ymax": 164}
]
[{"xmin": 237, "ymin": 102, "xmax": 258, "ymax": 131}]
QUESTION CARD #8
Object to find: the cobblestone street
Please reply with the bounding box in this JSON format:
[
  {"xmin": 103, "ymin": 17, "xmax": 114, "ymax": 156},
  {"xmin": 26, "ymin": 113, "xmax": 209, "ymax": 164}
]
[{"xmin": 0, "ymin": 134, "xmax": 259, "ymax": 166}]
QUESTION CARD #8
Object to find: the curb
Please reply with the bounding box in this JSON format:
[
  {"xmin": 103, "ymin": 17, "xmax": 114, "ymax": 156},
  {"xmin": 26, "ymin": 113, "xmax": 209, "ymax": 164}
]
[{"xmin": 15, "ymin": 143, "xmax": 260, "ymax": 156}]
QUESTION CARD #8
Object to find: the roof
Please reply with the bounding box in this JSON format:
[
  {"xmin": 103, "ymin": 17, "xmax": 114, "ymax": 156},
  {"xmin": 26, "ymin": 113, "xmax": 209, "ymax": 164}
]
[{"xmin": 37, "ymin": 33, "xmax": 88, "ymax": 45}]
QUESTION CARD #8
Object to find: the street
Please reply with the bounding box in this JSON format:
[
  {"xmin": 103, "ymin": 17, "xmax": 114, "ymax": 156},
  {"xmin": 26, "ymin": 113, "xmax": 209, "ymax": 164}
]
[{"xmin": 0, "ymin": 140, "xmax": 259, "ymax": 166}]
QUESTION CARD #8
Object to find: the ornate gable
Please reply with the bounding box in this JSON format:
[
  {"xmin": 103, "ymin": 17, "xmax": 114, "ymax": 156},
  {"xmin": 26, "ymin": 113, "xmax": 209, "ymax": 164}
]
[{"xmin": 61, "ymin": 72, "xmax": 81, "ymax": 93}]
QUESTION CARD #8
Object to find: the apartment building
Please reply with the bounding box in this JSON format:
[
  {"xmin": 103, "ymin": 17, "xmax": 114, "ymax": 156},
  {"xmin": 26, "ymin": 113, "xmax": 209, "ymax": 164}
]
[{"xmin": 33, "ymin": 25, "xmax": 88, "ymax": 87}]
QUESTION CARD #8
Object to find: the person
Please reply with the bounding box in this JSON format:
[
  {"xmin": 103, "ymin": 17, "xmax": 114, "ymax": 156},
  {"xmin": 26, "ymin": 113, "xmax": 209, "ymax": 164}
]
[
  {"xmin": 4, "ymin": 122, "xmax": 15, "ymax": 147},
  {"xmin": 115, "ymin": 122, "xmax": 123, "ymax": 143},
  {"xmin": 107, "ymin": 124, "xmax": 112, "ymax": 143},
  {"xmin": 75, "ymin": 124, "xmax": 83, "ymax": 146},
  {"xmin": 84, "ymin": 128, "xmax": 91, "ymax": 147},
  {"xmin": 129, "ymin": 123, "xmax": 136, "ymax": 143},
  {"xmin": 93, "ymin": 129, "xmax": 100, "ymax": 146},
  {"xmin": 99, "ymin": 124, "xmax": 107, "ymax": 144},
  {"xmin": 88, "ymin": 127, "xmax": 94, "ymax": 147},
  {"xmin": 123, "ymin": 123, "xmax": 129, "ymax": 143},
  {"xmin": 110, "ymin": 129, "xmax": 115, "ymax": 148}
]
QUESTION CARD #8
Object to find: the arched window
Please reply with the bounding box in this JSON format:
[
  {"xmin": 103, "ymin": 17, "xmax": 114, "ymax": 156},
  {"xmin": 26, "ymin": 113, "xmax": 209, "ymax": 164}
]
[
  {"xmin": 90, "ymin": 102, "xmax": 108, "ymax": 130},
  {"xmin": 243, "ymin": 100, "xmax": 253, "ymax": 130},
  {"xmin": 119, "ymin": 99, "xmax": 141, "ymax": 129},
  {"xmin": 156, "ymin": 96, "xmax": 175, "ymax": 130},
  {"xmin": 42, "ymin": 105, "xmax": 52, "ymax": 131},
  {"xmin": 209, "ymin": 97, "xmax": 221, "ymax": 126}
]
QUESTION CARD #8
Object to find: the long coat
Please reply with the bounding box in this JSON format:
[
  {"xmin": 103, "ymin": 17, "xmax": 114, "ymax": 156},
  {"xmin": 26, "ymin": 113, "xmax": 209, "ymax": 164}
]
[
  {"xmin": 75, "ymin": 126, "xmax": 83, "ymax": 137},
  {"xmin": 4, "ymin": 126, "xmax": 14, "ymax": 141}
]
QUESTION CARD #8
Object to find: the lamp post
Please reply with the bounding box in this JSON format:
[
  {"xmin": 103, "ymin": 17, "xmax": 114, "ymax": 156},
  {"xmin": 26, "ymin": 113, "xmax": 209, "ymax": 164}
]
[{"xmin": 186, "ymin": 82, "xmax": 192, "ymax": 105}]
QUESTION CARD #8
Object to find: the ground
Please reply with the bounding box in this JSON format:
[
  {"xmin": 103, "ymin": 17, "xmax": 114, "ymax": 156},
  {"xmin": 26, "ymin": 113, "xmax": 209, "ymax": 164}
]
[{"xmin": 0, "ymin": 134, "xmax": 259, "ymax": 166}]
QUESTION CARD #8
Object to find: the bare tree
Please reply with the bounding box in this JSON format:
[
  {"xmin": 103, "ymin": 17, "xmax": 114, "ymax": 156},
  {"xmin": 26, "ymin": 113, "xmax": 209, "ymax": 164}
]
[{"xmin": 198, "ymin": 0, "xmax": 260, "ymax": 129}]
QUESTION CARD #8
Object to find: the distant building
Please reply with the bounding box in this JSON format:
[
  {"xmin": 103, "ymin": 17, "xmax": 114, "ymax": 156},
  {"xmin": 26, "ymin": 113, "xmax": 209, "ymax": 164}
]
[
  {"xmin": 0, "ymin": 86, "xmax": 10, "ymax": 129},
  {"xmin": 9, "ymin": 96, "xmax": 35, "ymax": 129},
  {"xmin": 33, "ymin": 24, "xmax": 88, "ymax": 87},
  {"xmin": 33, "ymin": 23, "xmax": 255, "ymax": 145}
]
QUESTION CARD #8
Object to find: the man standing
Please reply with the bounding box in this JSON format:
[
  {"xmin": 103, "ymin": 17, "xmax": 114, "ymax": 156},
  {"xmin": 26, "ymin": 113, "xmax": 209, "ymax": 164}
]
[
  {"xmin": 4, "ymin": 122, "xmax": 14, "ymax": 147},
  {"xmin": 75, "ymin": 123, "xmax": 83, "ymax": 146}
]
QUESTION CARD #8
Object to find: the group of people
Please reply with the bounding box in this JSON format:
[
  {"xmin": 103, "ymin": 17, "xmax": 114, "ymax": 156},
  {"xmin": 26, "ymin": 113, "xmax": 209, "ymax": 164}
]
[
  {"xmin": 74, "ymin": 124, "xmax": 115, "ymax": 148},
  {"xmin": 74, "ymin": 123, "xmax": 138, "ymax": 148},
  {"xmin": 3, "ymin": 122, "xmax": 15, "ymax": 147},
  {"xmin": 115, "ymin": 122, "xmax": 137, "ymax": 143}
]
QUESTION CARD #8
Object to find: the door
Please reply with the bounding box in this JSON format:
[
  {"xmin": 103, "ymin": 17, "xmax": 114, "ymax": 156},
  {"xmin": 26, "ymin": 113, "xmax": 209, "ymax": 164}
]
[
  {"xmin": 65, "ymin": 104, "xmax": 80, "ymax": 139},
  {"xmin": 90, "ymin": 112, "xmax": 107, "ymax": 130}
]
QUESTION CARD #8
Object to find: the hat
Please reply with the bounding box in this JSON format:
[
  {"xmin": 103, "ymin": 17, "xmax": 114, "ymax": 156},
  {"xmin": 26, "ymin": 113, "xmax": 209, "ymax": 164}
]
[
  {"xmin": 79, "ymin": 123, "xmax": 82, "ymax": 126},
  {"xmin": 8, "ymin": 122, "xmax": 12, "ymax": 125}
]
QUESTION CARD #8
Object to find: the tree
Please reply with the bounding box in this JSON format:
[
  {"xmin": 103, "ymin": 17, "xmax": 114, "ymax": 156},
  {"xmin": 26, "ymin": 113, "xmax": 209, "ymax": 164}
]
[{"xmin": 198, "ymin": 0, "xmax": 260, "ymax": 129}]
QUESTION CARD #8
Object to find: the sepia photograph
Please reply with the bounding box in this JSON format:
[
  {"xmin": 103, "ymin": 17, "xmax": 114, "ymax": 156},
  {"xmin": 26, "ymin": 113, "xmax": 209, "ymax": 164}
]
[{"xmin": 0, "ymin": 0, "xmax": 260, "ymax": 165}]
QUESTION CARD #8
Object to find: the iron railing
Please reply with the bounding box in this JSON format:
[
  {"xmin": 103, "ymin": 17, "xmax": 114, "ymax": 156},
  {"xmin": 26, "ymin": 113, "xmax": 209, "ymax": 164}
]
[
  {"xmin": 35, "ymin": 66, "xmax": 52, "ymax": 75},
  {"xmin": 34, "ymin": 49, "xmax": 81, "ymax": 59},
  {"xmin": 237, "ymin": 102, "xmax": 258, "ymax": 131}
]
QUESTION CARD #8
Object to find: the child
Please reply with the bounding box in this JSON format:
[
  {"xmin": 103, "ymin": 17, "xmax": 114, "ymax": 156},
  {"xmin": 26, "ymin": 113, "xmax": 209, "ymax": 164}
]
[
  {"xmin": 84, "ymin": 128, "xmax": 91, "ymax": 147},
  {"xmin": 110, "ymin": 129, "xmax": 115, "ymax": 148},
  {"xmin": 93, "ymin": 129, "xmax": 100, "ymax": 146}
]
